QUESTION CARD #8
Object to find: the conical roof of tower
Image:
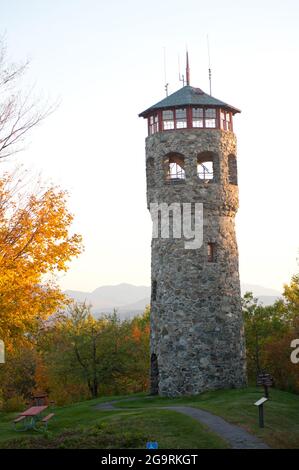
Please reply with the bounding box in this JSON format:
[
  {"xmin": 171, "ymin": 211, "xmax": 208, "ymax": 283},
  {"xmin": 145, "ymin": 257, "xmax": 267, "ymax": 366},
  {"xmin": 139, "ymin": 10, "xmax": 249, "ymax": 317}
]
[{"xmin": 139, "ymin": 85, "xmax": 241, "ymax": 117}]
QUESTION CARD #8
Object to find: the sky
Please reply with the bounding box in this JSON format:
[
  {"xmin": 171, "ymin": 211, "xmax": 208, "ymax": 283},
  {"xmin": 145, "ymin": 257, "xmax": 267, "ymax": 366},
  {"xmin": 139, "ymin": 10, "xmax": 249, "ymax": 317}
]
[{"xmin": 1, "ymin": 0, "xmax": 299, "ymax": 293}]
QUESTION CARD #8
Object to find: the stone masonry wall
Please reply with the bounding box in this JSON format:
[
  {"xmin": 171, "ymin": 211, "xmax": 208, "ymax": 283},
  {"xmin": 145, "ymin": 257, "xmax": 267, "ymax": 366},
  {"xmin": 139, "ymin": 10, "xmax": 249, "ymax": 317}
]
[{"xmin": 146, "ymin": 129, "xmax": 247, "ymax": 396}]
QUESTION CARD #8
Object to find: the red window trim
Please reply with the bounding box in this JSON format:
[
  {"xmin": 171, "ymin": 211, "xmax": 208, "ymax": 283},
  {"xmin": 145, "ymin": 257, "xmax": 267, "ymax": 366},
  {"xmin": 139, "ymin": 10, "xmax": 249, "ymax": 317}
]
[
  {"xmin": 220, "ymin": 109, "xmax": 233, "ymax": 132},
  {"xmin": 207, "ymin": 242, "xmax": 216, "ymax": 263},
  {"xmin": 147, "ymin": 106, "xmax": 234, "ymax": 135}
]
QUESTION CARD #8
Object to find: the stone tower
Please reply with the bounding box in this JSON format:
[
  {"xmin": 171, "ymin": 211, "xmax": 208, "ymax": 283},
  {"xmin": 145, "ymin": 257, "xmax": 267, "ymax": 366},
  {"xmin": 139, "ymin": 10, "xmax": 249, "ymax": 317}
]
[{"xmin": 139, "ymin": 67, "xmax": 247, "ymax": 397}]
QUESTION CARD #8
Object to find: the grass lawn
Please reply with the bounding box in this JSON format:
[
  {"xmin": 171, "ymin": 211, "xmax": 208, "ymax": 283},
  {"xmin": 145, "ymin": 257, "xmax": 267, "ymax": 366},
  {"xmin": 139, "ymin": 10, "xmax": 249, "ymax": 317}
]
[
  {"xmin": 115, "ymin": 387, "xmax": 299, "ymax": 449},
  {"xmin": 0, "ymin": 387, "xmax": 298, "ymax": 448},
  {"xmin": 0, "ymin": 398, "xmax": 226, "ymax": 449}
]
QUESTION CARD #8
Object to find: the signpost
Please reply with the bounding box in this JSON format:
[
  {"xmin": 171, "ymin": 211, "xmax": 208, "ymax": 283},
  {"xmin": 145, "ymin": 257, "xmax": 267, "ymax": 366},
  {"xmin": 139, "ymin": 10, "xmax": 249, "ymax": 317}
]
[
  {"xmin": 257, "ymin": 371, "xmax": 273, "ymax": 398},
  {"xmin": 254, "ymin": 397, "xmax": 268, "ymax": 428}
]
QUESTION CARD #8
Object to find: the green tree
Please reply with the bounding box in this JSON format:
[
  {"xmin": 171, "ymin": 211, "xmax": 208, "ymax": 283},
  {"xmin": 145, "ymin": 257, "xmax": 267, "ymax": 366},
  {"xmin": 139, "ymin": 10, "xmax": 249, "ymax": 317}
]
[
  {"xmin": 242, "ymin": 292, "xmax": 289, "ymax": 381},
  {"xmin": 42, "ymin": 303, "xmax": 142, "ymax": 399},
  {"xmin": 283, "ymin": 274, "xmax": 299, "ymax": 317}
]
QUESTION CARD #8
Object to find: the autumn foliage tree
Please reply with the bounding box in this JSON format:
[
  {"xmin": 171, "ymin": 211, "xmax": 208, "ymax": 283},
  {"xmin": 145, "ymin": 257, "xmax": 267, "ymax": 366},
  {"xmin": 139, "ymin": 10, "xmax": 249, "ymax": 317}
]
[
  {"xmin": 0, "ymin": 37, "xmax": 79, "ymax": 350},
  {"xmin": 243, "ymin": 272, "xmax": 299, "ymax": 393},
  {"xmin": 0, "ymin": 39, "xmax": 83, "ymax": 407},
  {"xmin": 0, "ymin": 171, "xmax": 83, "ymax": 350}
]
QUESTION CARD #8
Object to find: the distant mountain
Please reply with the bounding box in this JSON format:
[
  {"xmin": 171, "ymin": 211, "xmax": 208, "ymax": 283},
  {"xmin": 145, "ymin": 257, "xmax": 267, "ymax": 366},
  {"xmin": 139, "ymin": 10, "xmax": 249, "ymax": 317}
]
[
  {"xmin": 65, "ymin": 283, "xmax": 150, "ymax": 318},
  {"xmin": 65, "ymin": 290, "xmax": 92, "ymax": 303},
  {"xmin": 65, "ymin": 282, "xmax": 281, "ymax": 317},
  {"xmin": 90, "ymin": 284, "xmax": 150, "ymax": 308},
  {"xmin": 241, "ymin": 283, "xmax": 281, "ymax": 297},
  {"xmin": 257, "ymin": 296, "xmax": 280, "ymax": 306},
  {"xmin": 118, "ymin": 297, "xmax": 150, "ymax": 311},
  {"xmin": 241, "ymin": 283, "xmax": 281, "ymax": 306}
]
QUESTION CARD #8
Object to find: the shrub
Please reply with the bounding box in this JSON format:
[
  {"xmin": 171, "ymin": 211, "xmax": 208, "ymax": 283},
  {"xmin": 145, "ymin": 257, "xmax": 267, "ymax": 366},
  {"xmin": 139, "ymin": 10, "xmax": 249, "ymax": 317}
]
[{"xmin": 2, "ymin": 395, "xmax": 27, "ymax": 412}]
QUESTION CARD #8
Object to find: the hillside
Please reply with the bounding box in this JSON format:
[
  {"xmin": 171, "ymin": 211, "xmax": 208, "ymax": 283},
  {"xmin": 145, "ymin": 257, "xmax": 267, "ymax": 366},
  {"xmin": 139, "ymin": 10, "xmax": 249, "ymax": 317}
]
[{"xmin": 65, "ymin": 282, "xmax": 281, "ymax": 317}]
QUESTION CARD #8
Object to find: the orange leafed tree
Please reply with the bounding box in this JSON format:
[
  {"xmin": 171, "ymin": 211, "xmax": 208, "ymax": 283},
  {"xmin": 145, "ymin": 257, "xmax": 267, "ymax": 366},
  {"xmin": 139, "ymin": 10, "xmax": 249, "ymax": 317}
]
[{"xmin": 0, "ymin": 171, "xmax": 83, "ymax": 350}]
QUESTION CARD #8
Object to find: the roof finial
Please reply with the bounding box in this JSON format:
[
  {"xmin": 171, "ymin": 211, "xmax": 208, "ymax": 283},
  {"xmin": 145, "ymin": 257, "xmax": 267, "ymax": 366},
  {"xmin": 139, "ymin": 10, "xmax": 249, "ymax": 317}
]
[{"xmin": 186, "ymin": 50, "xmax": 190, "ymax": 86}]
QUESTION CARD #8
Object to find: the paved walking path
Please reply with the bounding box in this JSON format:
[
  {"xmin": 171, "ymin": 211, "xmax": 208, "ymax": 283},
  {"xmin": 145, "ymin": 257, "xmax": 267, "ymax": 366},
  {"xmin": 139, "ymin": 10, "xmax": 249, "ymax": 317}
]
[
  {"xmin": 164, "ymin": 406, "xmax": 269, "ymax": 449},
  {"xmin": 95, "ymin": 399, "xmax": 270, "ymax": 449}
]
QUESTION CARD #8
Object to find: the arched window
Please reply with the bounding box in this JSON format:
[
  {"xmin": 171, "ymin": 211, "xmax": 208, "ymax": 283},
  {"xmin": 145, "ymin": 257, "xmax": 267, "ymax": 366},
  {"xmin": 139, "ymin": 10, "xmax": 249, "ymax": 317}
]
[
  {"xmin": 197, "ymin": 152, "xmax": 215, "ymax": 181},
  {"xmin": 146, "ymin": 157, "xmax": 155, "ymax": 187},
  {"xmin": 164, "ymin": 153, "xmax": 185, "ymax": 182},
  {"xmin": 228, "ymin": 155, "xmax": 238, "ymax": 185}
]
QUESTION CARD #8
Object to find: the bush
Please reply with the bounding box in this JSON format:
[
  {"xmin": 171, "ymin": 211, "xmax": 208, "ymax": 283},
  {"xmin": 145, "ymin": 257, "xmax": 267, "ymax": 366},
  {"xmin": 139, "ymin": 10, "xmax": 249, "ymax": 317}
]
[
  {"xmin": 49, "ymin": 383, "xmax": 89, "ymax": 406},
  {"xmin": 2, "ymin": 396, "xmax": 27, "ymax": 412}
]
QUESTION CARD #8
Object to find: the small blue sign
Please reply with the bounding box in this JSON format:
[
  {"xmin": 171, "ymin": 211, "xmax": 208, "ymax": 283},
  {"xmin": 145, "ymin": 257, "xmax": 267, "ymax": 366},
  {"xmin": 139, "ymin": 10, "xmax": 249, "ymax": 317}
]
[{"xmin": 146, "ymin": 441, "xmax": 158, "ymax": 449}]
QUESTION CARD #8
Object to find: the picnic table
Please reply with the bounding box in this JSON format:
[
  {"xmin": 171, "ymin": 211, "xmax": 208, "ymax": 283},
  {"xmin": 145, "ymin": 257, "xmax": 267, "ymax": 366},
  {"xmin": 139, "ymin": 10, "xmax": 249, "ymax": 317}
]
[{"xmin": 14, "ymin": 405, "xmax": 54, "ymax": 431}]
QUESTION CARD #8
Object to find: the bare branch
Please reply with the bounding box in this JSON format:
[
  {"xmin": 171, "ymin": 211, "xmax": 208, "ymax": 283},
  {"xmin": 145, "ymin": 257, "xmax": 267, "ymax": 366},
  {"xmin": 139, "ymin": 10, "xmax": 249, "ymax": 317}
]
[{"xmin": 0, "ymin": 38, "xmax": 58, "ymax": 159}]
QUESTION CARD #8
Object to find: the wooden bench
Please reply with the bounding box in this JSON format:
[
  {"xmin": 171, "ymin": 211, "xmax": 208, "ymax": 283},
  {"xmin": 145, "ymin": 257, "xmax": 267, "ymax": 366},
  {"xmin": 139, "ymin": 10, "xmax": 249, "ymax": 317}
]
[
  {"xmin": 41, "ymin": 413, "xmax": 55, "ymax": 429},
  {"xmin": 13, "ymin": 415, "xmax": 26, "ymax": 429},
  {"xmin": 14, "ymin": 415, "xmax": 26, "ymax": 424}
]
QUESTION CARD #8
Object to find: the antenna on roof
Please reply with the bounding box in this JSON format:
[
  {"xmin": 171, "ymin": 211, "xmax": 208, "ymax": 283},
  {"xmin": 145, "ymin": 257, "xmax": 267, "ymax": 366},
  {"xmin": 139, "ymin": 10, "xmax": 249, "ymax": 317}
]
[
  {"xmin": 163, "ymin": 47, "xmax": 169, "ymax": 97},
  {"xmin": 186, "ymin": 49, "xmax": 190, "ymax": 86},
  {"xmin": 178, "ymin": 54, "xmax": 185, "ymax": 86},
  {"xmin": 207, "ymin": 35, "xmax": 212, "ymax": 95}
]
